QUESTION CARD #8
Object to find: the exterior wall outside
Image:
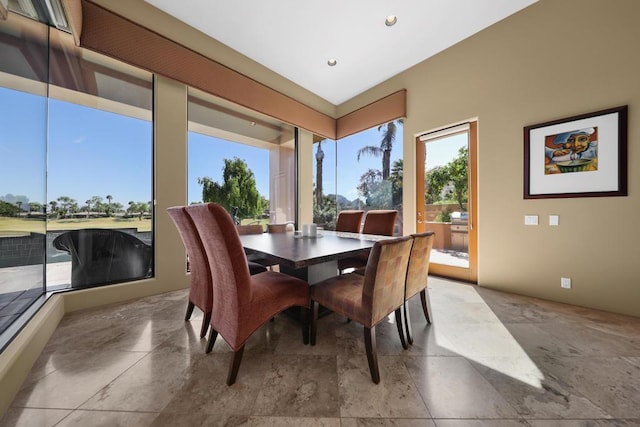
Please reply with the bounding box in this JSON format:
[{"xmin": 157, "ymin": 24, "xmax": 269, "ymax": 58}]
[
  {"xmin": 342, "ymin": 0, "xmax": 640, "ymax": 316},
  {"xmin": 0, "ymin": 234, "xmax": 44, "ymax": 268}
]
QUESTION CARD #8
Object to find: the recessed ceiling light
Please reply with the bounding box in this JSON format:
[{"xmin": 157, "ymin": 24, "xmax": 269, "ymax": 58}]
[
  {"xmin": 249, "ymin": 121, "xmax": 256, "ymax": 126},
  {"xmin": 385, "ymin": 15, "xmax": 397, "ymax": 26},
  {"xmin": 327, "ymin": 58, "xmax": 337, "ymax": 67}
]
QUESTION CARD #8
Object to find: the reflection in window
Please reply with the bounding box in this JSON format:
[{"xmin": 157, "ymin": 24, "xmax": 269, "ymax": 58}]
[
  {"xmin": 314, "ymin": 121, "xmax": 403, "ymax": 234},
  {"xmin": 45, "ymin": 25, "xmax": 154, "ymax": 290},
  {"xmin": 187, "ymin": 89, "xmax": 297, "ymax": 230}
]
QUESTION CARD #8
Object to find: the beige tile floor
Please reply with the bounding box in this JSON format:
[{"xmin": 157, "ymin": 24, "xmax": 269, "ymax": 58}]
[{"xmin": 2, "ymin": 277, "xmax": 640, "ymax": 426}]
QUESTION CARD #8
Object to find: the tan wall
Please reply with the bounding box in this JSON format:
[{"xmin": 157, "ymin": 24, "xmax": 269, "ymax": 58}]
[{"xmin": 343, "ymin": 0, "xmax": 640, "ymax": 317}]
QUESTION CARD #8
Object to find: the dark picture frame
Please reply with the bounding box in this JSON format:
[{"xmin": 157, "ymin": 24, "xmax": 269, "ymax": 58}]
[{"xmin": 524, "ymin": 105, "xmax": 628, "ymax": 199}]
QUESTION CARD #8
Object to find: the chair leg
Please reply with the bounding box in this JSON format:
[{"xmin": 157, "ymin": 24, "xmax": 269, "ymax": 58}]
[
  {"xmin": 206, "ymin": 326, "xmax": 219, "ymax": 354},
  {"xmin": 364, "ymin": 326, "xmax": 380, "ymax": 384},
  {"xmin": 420, "ymin": 290, "xmax": 431, "ymax": 324},
  {"xmin": 310, "ymin": 300, "xmax": 318, "ymax": 346},
  {"xmin": 185, "ymin": 301, "xmax": 195, "ymax": 321},
  {"xmin": 404, "ymin": 301, "xmax": 414, "ymax": 345},
  {"xmin": 300, "ymin": 306, "xmax": 310, "ymax": 345},
  {"xmin": 395, "ymin": 308, "xmax": 408, "ymax": 350},
  {"xmin": 200, "ymin": 311, "xmax": 212, "ymax": 339},
  {"xmin": 226, "ymin": 346, "xmax": 245, "ymax": 386}
]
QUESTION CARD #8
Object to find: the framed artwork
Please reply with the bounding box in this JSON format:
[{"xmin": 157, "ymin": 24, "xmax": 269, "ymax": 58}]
[{"xmin": 524, "ymin": 105, "xmax": 628, "ymax": 199}]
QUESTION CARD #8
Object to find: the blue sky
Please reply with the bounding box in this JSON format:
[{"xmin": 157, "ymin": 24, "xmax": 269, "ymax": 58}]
[
  {"xmin": 0, "ymin": 87, "xmax": 152, "ymax": 207},
  {"xmin": 1, "ymin": 86, "xmax": 466, "ymax": 209},
  {"xmin": 188, "ymin": 133, "xmax": 270, "ymax": 203}
]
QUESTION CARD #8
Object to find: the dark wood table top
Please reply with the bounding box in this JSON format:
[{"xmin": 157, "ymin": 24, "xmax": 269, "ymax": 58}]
[{"xmin": 239, "ymin": 230, "xmax": 390, "ymax": 269}]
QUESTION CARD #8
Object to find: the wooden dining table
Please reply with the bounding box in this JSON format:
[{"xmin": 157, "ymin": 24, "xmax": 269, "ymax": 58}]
[{"xmin": 239, "ymin": 230, "xmax": 390, "ymax": 284}]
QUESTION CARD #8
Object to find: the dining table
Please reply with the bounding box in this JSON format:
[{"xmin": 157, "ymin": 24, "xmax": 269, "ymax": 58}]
[{"xmin": 239, "ymin": 230, "xmax": 391, "ymax": 284}]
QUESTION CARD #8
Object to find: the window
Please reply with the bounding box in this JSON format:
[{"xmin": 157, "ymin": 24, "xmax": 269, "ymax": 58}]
[
  {"xmin": 314, "ymin": 121, "xmax": 403, "ymax": 234},
  {"xmin": 312, "ymin": 138, "xmax": 337, "ymax": 229},
  {"xmin": 187, "ymin": 88, "xmax": 296, "ymax": 231},
  {"xmin": 0, "ymin": 11, "xmax": 153, "ymax": 341},
  {"xmin": 46, "ymin": 26, "xmax": 153, "ymax": 290}
]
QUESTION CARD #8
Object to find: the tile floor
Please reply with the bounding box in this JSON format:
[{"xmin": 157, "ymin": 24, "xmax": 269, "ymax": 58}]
[{"xmin": 2, "ymin": 277, "xmax": 639, "ymax": 426}]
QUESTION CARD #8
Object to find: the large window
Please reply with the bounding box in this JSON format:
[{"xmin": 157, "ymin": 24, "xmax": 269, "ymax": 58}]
[
  {"xmin": 0, "ymin": 11, "xmax": 153, "ymax": 341},
  {"xmin": 313, "ymin": 121, "xmax": 403, "ymax": 234},
  {"xmin": 188, "ymin": 89, "xmax": 296, "ymax": 229}
]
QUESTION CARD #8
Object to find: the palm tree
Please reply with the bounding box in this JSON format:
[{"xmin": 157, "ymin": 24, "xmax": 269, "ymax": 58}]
[
  {"xmin": 315, "ymin": 140, "xmax": 324, "ymax": 207},
  {"xmin": 85, "ymin": 199, "xmax": 91, "ymax": 218},
  {"xmin": 49, "ymin": 200, "xmax": 58, "ymax": 218},
  {"xmin": 106, "ymin": 194, "xmax": 113, "ymax": 216},
  {"xmin": 356, "ymin": 119, "xmax": 403, "ymax": 180}
]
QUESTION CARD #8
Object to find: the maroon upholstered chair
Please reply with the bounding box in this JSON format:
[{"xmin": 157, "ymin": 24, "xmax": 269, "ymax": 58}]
[
  {"xmin": 310, "ymin": 235, "xmax": 413, "ymax": 384},
  {"xmin": 237, "ymin": 224, "xmax": 264, "ymax": 235},
  {"xmin": 167, "ymin": 207, "xmax": 213, "ymax": 339},
  {"xmin": 338, "ymin": 209, "xmax": 398, "ymax": 273},
  {"xmin": 362, "ymin": 210, "xmax": 398, "ymax": 236},
  {"xmin": 185, "ymin": 203, "xmax": 310, "ymax": 385},
  {"xmin": 335, "ymin": 210, "xmax": 364, "ymax": 233},
  {"xmin": 404, "ymin": 231, "xmax": 435, "ymax": 344},
  {"xmin": 236, "ymin": 224, "xmax": 269, "ymax": 275},
  {"xmin": 266, "ymin": 223, "xmax": 289, "ymax": 233}
]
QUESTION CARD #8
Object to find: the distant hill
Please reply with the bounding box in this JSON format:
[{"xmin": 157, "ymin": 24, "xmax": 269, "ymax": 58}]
[{"xmin": 330, "ymin": 194, "xmax": 361, "ymax": 209}]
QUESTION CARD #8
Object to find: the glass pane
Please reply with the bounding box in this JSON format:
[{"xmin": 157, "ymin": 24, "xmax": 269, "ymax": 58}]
[
  {"xmin": 424, "ymin": 132, "xmax": 469, "ymax": 268},
  {"xmin": 312, "ymin": 138, "xmax": 337, "ymax": 229},
  {"xmin": 336, "ymin": 120, "xmax": 403, "ymax": 235},
  {"xmin": 46, "ymin": 30, "xmax": 153, "ymax": 290},
  {"xmin": 46, "ymin": 100, "xmax": 153, "ymax": 289},
  {"xmin": 0, "ymin": 14, "xmax": 48, "ymax": 336},
  {"xmin": 187, "ymin": 89, "xmax": 296, "ymax": 230}
]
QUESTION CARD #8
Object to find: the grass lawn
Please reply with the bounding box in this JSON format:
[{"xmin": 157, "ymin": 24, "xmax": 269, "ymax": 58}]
[
  {"xmin": 0, "ymin": 217, "xmax": 152, "ymax": 235},
  {"xmin": 0, "ymin": 216, "xmax": 268, "ymax": 236}
]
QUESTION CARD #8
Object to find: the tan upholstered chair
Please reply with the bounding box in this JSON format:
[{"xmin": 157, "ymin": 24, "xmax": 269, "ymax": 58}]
[
  {"xmin": 404, "ymin": 231, "xmax": 435, "ymax": 344},
  {"xmin": 185, "ymin": 203, "xmax": 310, "ymax": 385},
  {"xmin": 310, "ymin": 235, "xmax": 413, "ymax": 384},
  {"xmin": 335, "ymin": 210, "xmax": 364, "ymax": 233},
  {"xmin": 338, "ymin": 209, "xmax": 398, "ymax": 273},
  {"xmin": 167, "ymin": 207, "xmax": 213, "ymax": 339}
]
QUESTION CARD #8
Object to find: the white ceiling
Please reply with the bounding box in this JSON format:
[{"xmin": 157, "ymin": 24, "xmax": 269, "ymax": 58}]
[{"xmin": 144, "ymin": 0, "xmax": 537, "ymax": 105}]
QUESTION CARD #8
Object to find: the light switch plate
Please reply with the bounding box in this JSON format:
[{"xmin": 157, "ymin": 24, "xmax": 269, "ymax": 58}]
[
  {"xmin": 549, "ymin": 215, "xmax": 559, "ymax": 226},
  {"xmin": 524, "ymin": 215, "xmax": 538, "ymax": 225}
]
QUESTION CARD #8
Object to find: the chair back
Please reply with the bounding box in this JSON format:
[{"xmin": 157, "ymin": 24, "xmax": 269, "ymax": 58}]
[
  {"xmin": 167, "ymin": 207, "xmax": 213, "ymax": 313},
  {"xmin": 237, "ymin": 224, "xmax": 264, "ymax": 235},
  {"xmin": 267, "ymin": 223, "xmax": 288, "ymax": 233},
  {"xmin": 185, "ymin": 203, "xmax": 252, "ymax": 346},
  {"xmin": 362, "ymin": 210, "xmax": 397, "ymax": 236},
  {"xmin": 405, "ymin": 232, "xmax": 435, "ymax": 299},
  {"xmin": 335, "ymin": 210, "xmax": 364, "ymax": 233},
  {"xmin": 362, "ymin": 235, "xmax": 413, "ymax": 326}
]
